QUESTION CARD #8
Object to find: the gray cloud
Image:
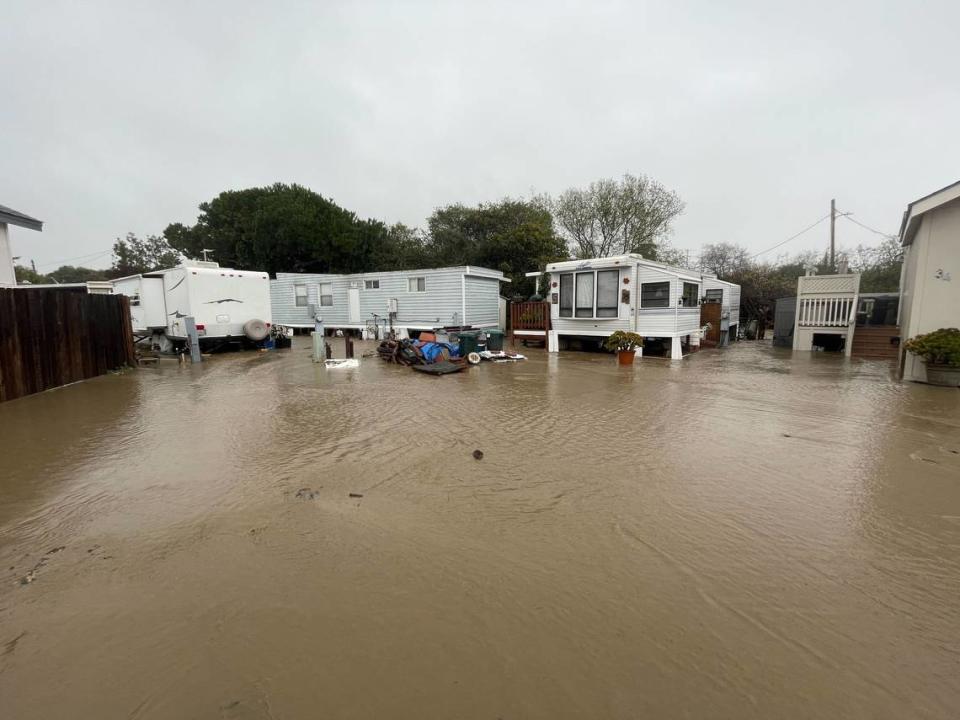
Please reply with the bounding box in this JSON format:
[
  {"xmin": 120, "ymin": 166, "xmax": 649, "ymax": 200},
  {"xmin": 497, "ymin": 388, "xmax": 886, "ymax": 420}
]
[{"xmin": 2, "ymin": 0, "xmax": 957, "ymax": 270}]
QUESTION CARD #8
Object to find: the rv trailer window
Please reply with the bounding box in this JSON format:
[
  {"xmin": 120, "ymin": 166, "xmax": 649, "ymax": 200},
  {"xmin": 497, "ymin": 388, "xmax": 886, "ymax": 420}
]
[
  {"xmin": 596, "ymin": 269, "xmax": 619, "ymax": 317},
  {"xmin": 408, "ymin": 277, "xmax": 426, "ymax": 292},
  {"xmin": 705, "ymin": 288, "xmax": 723, "ymax": 303},
  {"xmin": 129, "ymin": 293, "xmax": 141, "ymax": 307},
  {"xmin": 681, "ymin": 282, "xmax": 699, "ymax": 308},
  {"xmin": 575, "ymin": 272, "xmax": 595, "ymax": 317},
  {"xmin": 295, "ymin": 284, "xmax": 308, "ymax": 307},
  {"xmin": 559, "ymin": 274, "xmax": 573, "ymax": 317},
  {"xmin": 641, "ymin": 282, "xmax": 670, "ymax": 308},
  {"xmin": 319, "ymin": 283, "xmax": 333, "ymax": 306},
  {"xmin": 365, "ymin": 279, "xmax": 379, "ymax": 289}
]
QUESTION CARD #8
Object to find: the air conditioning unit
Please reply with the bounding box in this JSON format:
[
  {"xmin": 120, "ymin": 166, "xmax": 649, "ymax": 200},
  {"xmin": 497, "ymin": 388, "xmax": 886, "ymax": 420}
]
[{"xmin": 387, "ymin": 298, "xmax": 398, "ymax": 314}]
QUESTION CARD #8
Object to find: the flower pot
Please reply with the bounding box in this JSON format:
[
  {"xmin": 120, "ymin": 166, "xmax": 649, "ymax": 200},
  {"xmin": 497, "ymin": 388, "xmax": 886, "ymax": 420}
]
[
  {"xmin": 617, "ymin": 350, "xmax": 636, "ymax": 366},
  {"xmin": 925, "ymin": 364, "xmax": 960, "ymax": 387}
]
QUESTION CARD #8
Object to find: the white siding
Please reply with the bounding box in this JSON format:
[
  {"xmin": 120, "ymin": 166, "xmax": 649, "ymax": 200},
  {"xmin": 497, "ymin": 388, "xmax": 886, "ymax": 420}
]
[
  {"xmin": 546, "ymin": 262, "xmax": 702, "ymax": 338},
  {"xmin": 901, "ymin": 199, "xmax": 960, "ymax": 382},
  {"xmin": 548, "ymin": 265, "xmax": 633, "ymax": 336},
  {"xmin": 637, "ymin": 267, "xmax": 701, "ymax": 337}
]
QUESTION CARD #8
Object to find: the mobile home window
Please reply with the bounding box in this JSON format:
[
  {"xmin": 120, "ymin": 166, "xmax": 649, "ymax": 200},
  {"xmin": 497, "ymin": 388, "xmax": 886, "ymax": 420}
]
[
  {"xmin": 319, "ymin": 283, "xmax": 333, "ymax": 306},
  {"xmin": 365, "ymin": 279, "xmax": 379, "ymax": 289},
  {"xmin": 596, "ymin": 269, "xmax": 619, "ymax": 317},
  {"xmin": 705, "ymin": 288, "xmax": 723, "ymax": 303},
  {"xmin": 575, "ymin": 272, "xmax": 595, "ymax": 317},
  {"xmin": 408, "ymin": 277, "xmax": 426, "ymax": 292},
  {"xmin": 681, "ymin": 282, "xmax": 699, "ymax": 308},
  {"xmin": 641, "ymin": 281, "xmax": 670, "ymax": 308},
  {"xmin": 559, "ymin": 273, "xmax": 573, "ymax": 317},
  {"xmin": 294, "ymin": 284, "xmax": 308, "ymax": 307}
]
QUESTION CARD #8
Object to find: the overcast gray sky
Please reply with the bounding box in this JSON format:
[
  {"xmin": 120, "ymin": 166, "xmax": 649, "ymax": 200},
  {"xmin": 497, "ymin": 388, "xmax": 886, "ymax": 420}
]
[{"xmin": 2, "ymin": 0, "xmax": 958, "ymax": 271}]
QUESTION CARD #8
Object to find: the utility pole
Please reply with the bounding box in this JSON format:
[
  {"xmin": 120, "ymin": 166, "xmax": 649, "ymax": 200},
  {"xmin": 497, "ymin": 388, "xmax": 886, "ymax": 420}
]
[
  {"xmin": 829, "ymin": 198, "xmax": 836, "ymax": 270},
  {"xmin": 30, "ymin": 259, "xmax": 37, "ymax": 273}
]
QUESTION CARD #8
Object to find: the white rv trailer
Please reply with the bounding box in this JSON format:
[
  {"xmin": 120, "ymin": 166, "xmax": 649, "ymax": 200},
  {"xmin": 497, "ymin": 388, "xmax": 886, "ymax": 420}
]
[
  {"xmin": 112, "ymin": 263, "xmax": 272, "ymax": 350},
  {"xmin": 543, "ymin": 254, "xmax": 704, "ymax": 360},
  {"xmin": 701, "ymin": 275, "xmax": 741, "ymax": 341}
]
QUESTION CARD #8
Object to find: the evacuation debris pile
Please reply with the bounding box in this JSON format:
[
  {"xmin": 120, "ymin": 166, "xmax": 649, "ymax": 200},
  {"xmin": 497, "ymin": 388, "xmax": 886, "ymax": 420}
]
[
  {"xmin": 376, "ymin": 338, "xmax": 461, "ymax": 366},
  {"xmin": 377, "ymin": 330, "xmax": 526, "ymax": 375}
]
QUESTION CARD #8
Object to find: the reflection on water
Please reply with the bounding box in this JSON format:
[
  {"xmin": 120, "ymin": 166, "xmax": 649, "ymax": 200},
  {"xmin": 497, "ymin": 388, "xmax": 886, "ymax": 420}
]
[{"xmin": 1, "ymin": 339, "xmax": 959, "ymax": 719}]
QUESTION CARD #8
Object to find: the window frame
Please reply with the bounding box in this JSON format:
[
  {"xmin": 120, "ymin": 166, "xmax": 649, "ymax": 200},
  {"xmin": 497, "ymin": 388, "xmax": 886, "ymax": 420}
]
[
  {"xmin": 557, "ymin": 269, "xmax": 621, "ymax": 319},
  {"xmin": 294, "ymin": 283, "xmax": 308, "ymax": 307},
  {"xmin": 558, "ymin": 273, "xmax": 573, "ymax": 317},
  {"xmin": 640, "ymin": 281, "xmax": 671, "ymax": 309},
  {"xmin": 407, "ymin": 276, "xmax": 426, "ymax": 293},
  {"xmin": 595, "ymin": 269, "xmax": 619, "ymax": 318},
  {"xmin": 704, "ymin": 288, "xmax": 723, "ymax": 304},
  {"xmin": 681, "ymin": 282, "xmax": 700, "ymax": 308},
  {"xmin": 318, "ymin": 282, "xmax": 333, "ymax": 307},
  {"xmin": 364, "ymin": 279, "xmax": 380, "ymax": 290}
]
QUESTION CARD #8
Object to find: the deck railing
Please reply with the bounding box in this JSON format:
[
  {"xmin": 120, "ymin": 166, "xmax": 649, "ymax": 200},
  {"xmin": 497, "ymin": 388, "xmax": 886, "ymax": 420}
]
[
  {"xmin": 510, "ymin": 301, "xmax": 551, "ymax": 331},
  {"xmin": 797, "ymin": 295, "xmax": 856, "ymax": 327}
]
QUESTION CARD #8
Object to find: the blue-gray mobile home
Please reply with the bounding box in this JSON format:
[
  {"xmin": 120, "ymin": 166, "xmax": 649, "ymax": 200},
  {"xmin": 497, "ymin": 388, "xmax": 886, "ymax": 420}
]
[{"xmin": 271, "ymin": 266, "xmax": 508, "ymax": 335}]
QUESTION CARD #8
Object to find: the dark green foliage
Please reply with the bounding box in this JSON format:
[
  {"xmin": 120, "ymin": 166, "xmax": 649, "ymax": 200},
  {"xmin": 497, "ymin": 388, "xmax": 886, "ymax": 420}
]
[
  {"xmin": 163, "ymin": 184, "xmax": 391, "ymax": 276},
  {"xmin": 111, "ymin": 233, "xmax": 182, "ymax": 276},
  {"xmin": 425, "ymin": 199, "xmax": 567, "ymax": 296},
  {"xmin": 903, "ymin": 328, "xmax": 960, "ymax": 367},
  {"xmin": 604, "ymin": 331, "xmax": 644, "ymax": 352}
]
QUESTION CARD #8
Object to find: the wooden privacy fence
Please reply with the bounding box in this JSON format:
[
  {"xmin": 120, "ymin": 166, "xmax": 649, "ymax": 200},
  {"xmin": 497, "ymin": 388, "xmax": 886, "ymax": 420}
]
[
  {"xmin": 0, "ymin": 288, "xmax": 136, "ymax": 403},
  {"xmin": 509, "ymin": 301, "xmax": 551, "ymax": 332}
]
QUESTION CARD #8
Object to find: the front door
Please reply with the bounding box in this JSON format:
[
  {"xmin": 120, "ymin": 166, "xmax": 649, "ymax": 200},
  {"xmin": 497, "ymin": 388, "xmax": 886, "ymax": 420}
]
[{"xmin": 348, "ymin": 287, "xmax": 361, "ymax": 324}]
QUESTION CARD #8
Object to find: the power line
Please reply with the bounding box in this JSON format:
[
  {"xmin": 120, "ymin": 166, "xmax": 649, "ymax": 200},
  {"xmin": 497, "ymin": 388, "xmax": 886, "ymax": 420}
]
[
  {"xmin": 748, "ymin": 213, "xmax": 832, "ymax": 260},
  {"xmin": 836, "ymin": 211, "xmax": 897, "ymax": 240},
  {"xmin": 35, "ymin": 248, "xmax": 112, "ymax": 269}
]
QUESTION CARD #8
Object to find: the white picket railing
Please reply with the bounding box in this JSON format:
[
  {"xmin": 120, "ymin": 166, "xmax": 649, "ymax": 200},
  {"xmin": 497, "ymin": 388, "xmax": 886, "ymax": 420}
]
[{"xmin": 797, "ymin": 296, "xmax": 856, "ymax": 327}]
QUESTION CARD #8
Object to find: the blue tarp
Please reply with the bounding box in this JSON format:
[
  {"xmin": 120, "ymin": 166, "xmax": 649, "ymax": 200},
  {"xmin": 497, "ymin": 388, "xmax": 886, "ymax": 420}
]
[{"xmin": 416, "ymin": 341, "xmax": 460, "ymax": 363}]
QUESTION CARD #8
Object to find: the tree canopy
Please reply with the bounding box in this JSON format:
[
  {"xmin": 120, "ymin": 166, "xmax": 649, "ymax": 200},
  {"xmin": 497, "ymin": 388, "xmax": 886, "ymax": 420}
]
[
  {"xmin": 539, "ymin": 173, "xmax": 685, "ymax": 260},
  {"xmin": 111, "ymin": 233, "xmax": 182, "ymax": 276},
  {"xmin": 163, "ymin": 183, "xmax": 388, "ymax": 276}
]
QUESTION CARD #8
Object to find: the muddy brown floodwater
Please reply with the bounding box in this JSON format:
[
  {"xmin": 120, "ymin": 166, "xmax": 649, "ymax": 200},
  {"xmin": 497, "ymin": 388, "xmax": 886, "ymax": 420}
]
[{"xmin": 1, "ymin": 339, "xmax": 959, "ymax": 719}]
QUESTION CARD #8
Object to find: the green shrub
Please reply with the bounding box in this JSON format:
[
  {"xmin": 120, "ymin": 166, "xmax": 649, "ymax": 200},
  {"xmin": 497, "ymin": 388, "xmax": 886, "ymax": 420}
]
[
  {"xmin": 604, "ymin": 331, "xmax": 644, "ymax": 352},
  {"xmin": 903, "ymin": 328, "xmax": 960, "ymax": 367}
]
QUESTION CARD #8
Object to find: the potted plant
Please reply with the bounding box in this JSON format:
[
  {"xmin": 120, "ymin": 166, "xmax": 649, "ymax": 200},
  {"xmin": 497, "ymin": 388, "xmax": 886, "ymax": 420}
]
[
  {"xmin": 604, "ymin": 331, "xmax": 644, "ymax": 366},
  {"xmin": 902, "ymin": 328, "xmax": 960, "ymax": 387}
]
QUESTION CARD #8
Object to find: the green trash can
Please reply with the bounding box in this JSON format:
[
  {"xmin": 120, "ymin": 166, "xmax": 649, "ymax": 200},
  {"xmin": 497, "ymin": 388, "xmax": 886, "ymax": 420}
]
[
  {"xmin": 458, "ymin": 331, "xmax": 479, "ymax": 355},
  {"xmin": 486, "ymin": 330, "xmax": 504, "ymax": 351}
]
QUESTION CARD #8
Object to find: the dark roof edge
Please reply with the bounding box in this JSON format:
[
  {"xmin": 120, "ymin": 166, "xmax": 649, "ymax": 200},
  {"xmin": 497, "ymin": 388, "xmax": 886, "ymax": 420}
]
[{"xmin": 0, "ymin": 206, "xmax": 43, "ymax": 232}]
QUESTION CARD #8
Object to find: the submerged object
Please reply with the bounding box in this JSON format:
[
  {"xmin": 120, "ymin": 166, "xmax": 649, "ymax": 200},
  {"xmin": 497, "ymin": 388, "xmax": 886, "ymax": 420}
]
[
  {"xmin": 467, "ymin": 352, "xmax": 482, "ymax": 365},
  {"xmin": 411, "ymin": 360, "xmax": 467, "ymax": 375}
]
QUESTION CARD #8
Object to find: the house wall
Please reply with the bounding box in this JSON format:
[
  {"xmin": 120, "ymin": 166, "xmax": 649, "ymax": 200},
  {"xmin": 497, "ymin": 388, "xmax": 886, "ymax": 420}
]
[
  {"xmin": 901, "ymin": 200, "xmax": 960, "ymax": 382},
  {"xmin": 272, "ymin": 268, "xmax": 502, "ymax": 330},
  {"xmin": 0, "ymin": 223, "xmax": 14, "ymax": 287},
  {"xmin": 464, "ymin": 275, "xmax": 500, "ymax": 327}
]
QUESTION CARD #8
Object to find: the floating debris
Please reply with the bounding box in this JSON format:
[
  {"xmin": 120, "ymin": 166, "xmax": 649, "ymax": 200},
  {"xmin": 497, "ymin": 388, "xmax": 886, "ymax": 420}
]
[
  {"xmin": 295, "ymin": 488, "xmax": 319, "ymax": 500},
  {"xmin": 473, "ymin": 449, "xmax": 484, "ymax": 460},
  {"xmin": 349, "ymin": 492, "xmax": 364, "ymax": 498}
]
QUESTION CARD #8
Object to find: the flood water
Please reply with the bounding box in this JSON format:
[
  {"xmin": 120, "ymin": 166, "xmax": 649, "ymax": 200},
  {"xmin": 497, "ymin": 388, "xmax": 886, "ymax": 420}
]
[{"xmin": 1, "ymin": 338, "xmax": 959, "ymax": 719}]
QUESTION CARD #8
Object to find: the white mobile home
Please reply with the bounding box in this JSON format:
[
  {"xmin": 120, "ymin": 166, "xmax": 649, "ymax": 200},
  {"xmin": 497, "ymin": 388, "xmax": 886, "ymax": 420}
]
[
  {"xmin": 112, "ymin": 263, "xmax": 272, "ymax": 349},
  {"xmin": 701, "ymin": 275, "xmax": 741, "ymax": 340},
  {"xmin": 271, "ymin": 266, "xmax": 508, "ymax": 335},
  {"xmin": 544, "ymin": 255, "xmax": 703, "ymax": 359},
  {"xmin": 898, "ymin": 180, "xmax": 960, "ymax": 383}
]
